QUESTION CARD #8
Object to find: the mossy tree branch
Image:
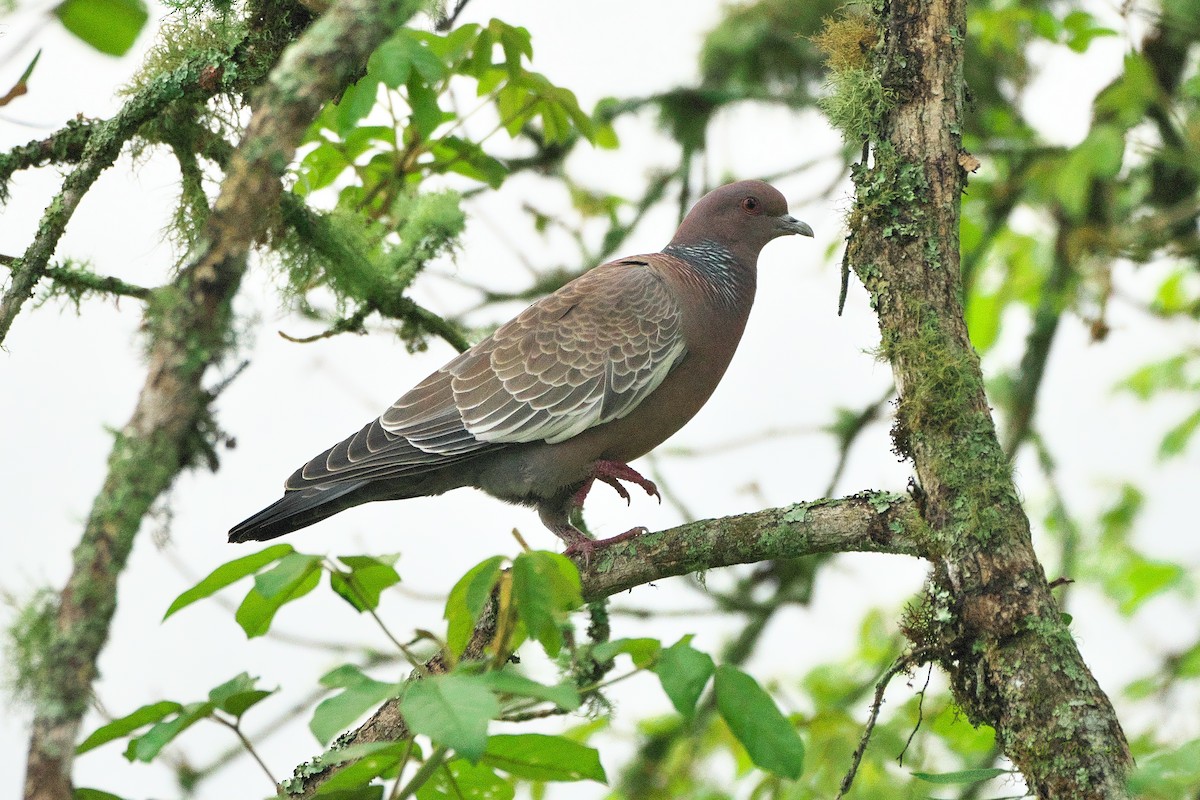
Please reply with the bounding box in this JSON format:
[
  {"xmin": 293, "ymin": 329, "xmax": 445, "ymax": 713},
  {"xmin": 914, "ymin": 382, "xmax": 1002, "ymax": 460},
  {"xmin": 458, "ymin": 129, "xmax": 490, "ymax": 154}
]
[
  {"xmin": 841, "ymin": 0, "xmax": 1133, "ymax": 796},
  {"xmin": 21, "ymin": 3, "xmax": 426, "ymax": 799},
  {"xmin": 279, "ymin": 491, "xmax": 925, "ymax": 797}
]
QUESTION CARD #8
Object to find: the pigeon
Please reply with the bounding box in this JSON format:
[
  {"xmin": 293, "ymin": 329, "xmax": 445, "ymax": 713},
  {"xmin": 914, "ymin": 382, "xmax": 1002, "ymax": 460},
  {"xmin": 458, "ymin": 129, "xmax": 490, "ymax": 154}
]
[{"xmin": 230, "ymin": 180, "xmax": 813, "ymax": 557}]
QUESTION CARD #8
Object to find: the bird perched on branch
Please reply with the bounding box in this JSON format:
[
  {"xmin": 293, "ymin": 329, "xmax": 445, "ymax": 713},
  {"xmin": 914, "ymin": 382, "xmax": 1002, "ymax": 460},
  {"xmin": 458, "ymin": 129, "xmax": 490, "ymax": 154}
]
[{"xmin": 230, "ymin": 180, "xmax": 813, "ymax": 558}]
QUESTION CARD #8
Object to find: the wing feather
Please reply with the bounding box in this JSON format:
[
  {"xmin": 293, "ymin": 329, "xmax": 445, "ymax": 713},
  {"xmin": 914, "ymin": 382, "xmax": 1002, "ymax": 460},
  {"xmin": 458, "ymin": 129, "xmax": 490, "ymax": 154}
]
[{"xmin": 289, "ymin": 258, "xmax": 687, "ymax": 491}]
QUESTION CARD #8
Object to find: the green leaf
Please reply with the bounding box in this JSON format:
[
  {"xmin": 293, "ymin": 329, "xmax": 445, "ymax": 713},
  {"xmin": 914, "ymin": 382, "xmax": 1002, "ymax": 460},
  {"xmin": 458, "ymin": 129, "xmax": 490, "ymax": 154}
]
[
  {"xmin": 311, "ymin": 665, "xmax": 399, "ymax": 745},
  {"xmin": 207, "ymin": 673, "xmax": 274, "ymax": 718},
  {"xmin": 401, "ymin": 674, "xmax": 499, "ymax": 763},
  {"xmin": 298, "ymin": 141, "xmax": 351, "ymax": 194},
  {"xmin": 74, "ymin": 790, "xmax": 126, "ymax": 800},
  {"xmin": 416, "ymin": 759, "xmax": 513, "ymax": 800},
  {"xmin": 1119, "ymin": 355, "xmax": 1192, "ymax": 399},
  {"xmin": 315, "ymin": 743, "xmax": 411, "ymax": 795},
  {"xmin": 911, "ymin": 767, "xmax": 1012, "ymax": 784},
  {"xmin": 371, "ymin": 31, "xmax": 446, "ymax": 88},
  {"xmin": 446, "ymin": 556, "xmax": 505, "ymax": 658},
  {"xmin": 1128, "ymin": 739, "xmax": 1200, "ymax": 795},
  {"xmin": 235, "ymin": 553, "xmax": 322, "ymax": 637},
  {"xmin": 125, "ymin": 702, "xmax": 214, "ymax": 762},
  {"xmin": 1108, "ymin": 555, "xmax": 1185, "ymax": 615},
  {"xmin": 1160, "ymin": 407, "xmax": 1200, "ymax": 460},
  {"xmin": 965, "ymin": 291, "xmax": 1003, "ymax": 353},
  {"xmin": 163, "ymin": 544, "xmax": 293, "ymax": 619},
  {"xmin": 510, "ymin": 551, "xmax": 581, "ymax": 657},
  {"xmin": 714, "ymin": 666, "xmax": 804, "ymax": 779},
  {"xmin": 406, "ymin": 78, "xmax": 446, "ymax": 138},
  {"xmin": 592, "ymin": 637, "xmax": 661, "ymax": 668},
  {"xmin": 477, "ymin": 670, "xmax": 581, "ymax": 711},
  {"xmin": 481, "ymin": 734, "xmax": 606, "ymax": 783},
  {"xmin": 76, "ymin": 701, "xmax": 182, "ymax": 754},
  {"xmin": 653, "ymin": 637, "xmax": 715, "ymax": 717},
  {"xmin": 330, "ymin": 555, "xmax": 401, "ymax": 612},
  {"xmin": 54, "ymin": 0, "xmax": 148, "ymax": 56},
  {"xmin": 335, "ymin": 79, "xmax": 382, "ymax": 136}
]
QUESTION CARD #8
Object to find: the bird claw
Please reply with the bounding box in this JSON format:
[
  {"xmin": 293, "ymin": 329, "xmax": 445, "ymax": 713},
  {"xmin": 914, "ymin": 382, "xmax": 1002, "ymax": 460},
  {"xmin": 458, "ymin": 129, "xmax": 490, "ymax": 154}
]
[{"xmin": 590, "ymin": 460, "xmax": 659, "ymax": 504}]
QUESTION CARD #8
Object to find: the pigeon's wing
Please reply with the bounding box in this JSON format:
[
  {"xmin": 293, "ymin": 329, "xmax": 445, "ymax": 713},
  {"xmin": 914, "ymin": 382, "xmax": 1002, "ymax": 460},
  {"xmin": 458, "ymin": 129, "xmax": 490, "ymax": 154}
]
[
  {"xmin": 388, "ymin": 257, "xmax": 687, "ymax": 444},
  {"xmin": 284, "ymin": 258, "xmax": 685, "ymax": 490}
]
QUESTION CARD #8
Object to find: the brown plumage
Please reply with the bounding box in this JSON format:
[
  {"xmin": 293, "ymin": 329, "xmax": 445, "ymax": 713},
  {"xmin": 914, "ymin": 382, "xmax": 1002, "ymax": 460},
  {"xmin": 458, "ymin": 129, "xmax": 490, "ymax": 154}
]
[{"xmin": 229, "ymin": 180, "xmax": 813, "ymax": 556}]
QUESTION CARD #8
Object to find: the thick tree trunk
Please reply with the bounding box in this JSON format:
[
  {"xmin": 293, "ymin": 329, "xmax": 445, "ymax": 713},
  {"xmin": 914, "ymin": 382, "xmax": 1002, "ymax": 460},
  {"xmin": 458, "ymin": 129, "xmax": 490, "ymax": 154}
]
[{"xmin": 845, "ymin": 0, "xmax": 1133, "ymax": 796}]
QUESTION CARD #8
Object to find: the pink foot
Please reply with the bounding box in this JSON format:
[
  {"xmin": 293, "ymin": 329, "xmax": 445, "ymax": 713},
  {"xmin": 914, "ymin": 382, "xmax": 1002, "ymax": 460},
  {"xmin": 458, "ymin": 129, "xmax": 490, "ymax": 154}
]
[{"xmin": 563, "ymin": 526, "xmax": 649, "ymax": 565}]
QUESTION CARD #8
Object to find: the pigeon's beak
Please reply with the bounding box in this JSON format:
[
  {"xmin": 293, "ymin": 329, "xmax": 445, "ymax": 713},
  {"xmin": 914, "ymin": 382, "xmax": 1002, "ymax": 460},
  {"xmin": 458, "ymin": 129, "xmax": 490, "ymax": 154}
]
[{"xmin": 776, "ymin": 214, "xmax": 814, "ymax": 238}]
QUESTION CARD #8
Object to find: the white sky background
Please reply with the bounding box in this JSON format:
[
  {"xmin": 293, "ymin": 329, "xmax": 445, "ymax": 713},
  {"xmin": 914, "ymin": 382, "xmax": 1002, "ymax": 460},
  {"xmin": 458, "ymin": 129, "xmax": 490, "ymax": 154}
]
[{"xmin": 1, "ymin": 1, "xmax": 1198, "ymax": 797}]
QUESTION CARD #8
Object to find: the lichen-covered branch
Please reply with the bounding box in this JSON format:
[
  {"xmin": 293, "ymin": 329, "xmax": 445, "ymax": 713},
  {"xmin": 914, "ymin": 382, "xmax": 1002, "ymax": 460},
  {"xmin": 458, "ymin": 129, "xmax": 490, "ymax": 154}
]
[
  {"xmin": 21, "ymin": 3, "xmax": 425, "ymax": 799},
  {"xmin": 280, "ymin": 491, "xmax": 925, "ymax": 797},
  {"xmin": 576, "ymin": 491, "xmax": 922, "ymax": 597},
  {"xmin": 0, "ymin": 63, "xmax": 210, "ymax": 345},
  {"xmin": 841, "ymin": 0, "xmax": 1133, "ymax": 795}
]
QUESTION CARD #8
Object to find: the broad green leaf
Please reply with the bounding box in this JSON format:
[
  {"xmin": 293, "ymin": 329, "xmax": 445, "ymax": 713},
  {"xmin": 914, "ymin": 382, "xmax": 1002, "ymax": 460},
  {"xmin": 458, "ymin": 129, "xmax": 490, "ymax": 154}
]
[
  {"xmin": 255, "ymin": 553, "xmax": 322, "ymax": 597},
  {"xmin": 653, "ymin": 637, "xmax": 715, "ymax": 717},
  {"xmin": 335, "ymin": 79, "xmax": 381, "ymax": 136},
  {"xmin": 74, "ymin": 790, "xmax": 126, "ymax": 800},
  {"xmin": 415, "ymin": 759, "xmax": 514, "ymax": 800},
  {"xmin": 330, "ymin": 555, "xmax": 401, "ymax": 612},
  {"xmin": 406, "ymin": 77, "xmax": 446, "ymax": 138},
  {"xmin": 298, "ymin": 142, "xmax": 351, "ymax": 194},
  {"xmin": 235, "ymin": 553, "xmax": 322, "ymax": 637},
  {"xmin": 964, "ymin": 291, "xmax": 1002, "ymax": 353},
  {"xmin": 54, "ymin": 0, "xmax": 147, "ymax": 56},
  {"xmin": 207, "ymin": 673, "xmax": 274, "ymax": 718},
  {"xmin": 1128, "ymin": 739, "xmax": 1200, "ymax": 795},
  {"xmin": 1119, "ymin": 355, "xmax": 1192, "ymax": 399},
  {"xmin": 311, "ymin": 665, "xmax": 399, "ymax": 745},
  {"xmin": 371, "ymin": 32, "xmax": 446, "ymax": 88},
  {"xmin": 510, "ymin": 551, "xmax": 581, "ymax": 657},
  {"xmin": 714, "ymin": 666, "xmax": 804, "ymax": 780},
  {"xmin": 478, "ymin": 670, "xmax": 581, "ymax": 711},
  {"xmin": 446, "ymin": 556, "xmax": 505, "ymax": 657},
  {"xmin": 912, "ymin": 767, "xmax": 1012, "ymax": 784},
  {"xmin": 1107, "ymin": 556, "xmax": 1185, "ymax": 615},
  {"xmin": 1061, "ymin": 10, "xmax": 1116, "ymax": 52},
  {"xmin": 125, "ymin": 702, "xmax": 213, "ymax": 762},
  {"xmin": 76, "ymin": 700, "xmax": 182, "ymax": 754},
  {"xmin": 1160, "ymin": 407, "xmax": 1200, "ymax": 460},
  {"xmin": 1094, "ymin": 53, "xmax": 1157, "ymax": 127},
  {"xmin": 314, "ymin": 742, "xmax": 411, "ymax": 795},
  {"xmin": 163, "ymin": 544, "xmax": 293, "ymax": 619},
  {"xmin": 316, "ymin": 784, "xmax": 385, "ymax": 800},
  {"xmin": 481, "ymin": 734, "xmax": 606, "ymax": 783},
  {"xmin": 401, "ymin": 674, "xmax": 499, "ymax": 762},
  {"xmin": 592, "ymin": 637, "xmax": 661, "ymax": 668}
]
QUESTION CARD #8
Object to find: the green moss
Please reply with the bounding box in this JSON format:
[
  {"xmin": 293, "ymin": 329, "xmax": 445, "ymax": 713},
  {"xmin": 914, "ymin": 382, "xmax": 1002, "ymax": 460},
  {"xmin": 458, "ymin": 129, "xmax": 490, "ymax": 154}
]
[
  {"xmin": 3, "ymin": 589, "xmax": 60, "ymax": 712},
  {"xmin": 813, "ymin": 12, "xmax": 894, "ymax": 141}
]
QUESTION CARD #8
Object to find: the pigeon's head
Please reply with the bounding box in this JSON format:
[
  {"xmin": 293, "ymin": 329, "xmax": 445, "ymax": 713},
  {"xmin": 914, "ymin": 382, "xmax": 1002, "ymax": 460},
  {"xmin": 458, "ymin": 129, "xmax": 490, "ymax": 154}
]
[{"xmin": 670, "ymin": 180, "xmax": 814, "ymax": 261}]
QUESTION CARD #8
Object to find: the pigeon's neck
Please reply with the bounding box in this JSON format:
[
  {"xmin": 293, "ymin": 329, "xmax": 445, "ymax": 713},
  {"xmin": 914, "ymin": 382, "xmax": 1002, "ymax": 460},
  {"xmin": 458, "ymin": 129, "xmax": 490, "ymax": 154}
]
[{"xmin": 662, "ymin": 241, "xmax": 755, "ymax": 309}]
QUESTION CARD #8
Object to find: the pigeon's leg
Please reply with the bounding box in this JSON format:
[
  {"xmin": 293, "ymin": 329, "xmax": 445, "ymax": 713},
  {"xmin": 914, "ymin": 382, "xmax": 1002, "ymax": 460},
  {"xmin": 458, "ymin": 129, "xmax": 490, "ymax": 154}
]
[{"xmin": 537, "ymin": 487, "xmax": 649, "ymax": 564}]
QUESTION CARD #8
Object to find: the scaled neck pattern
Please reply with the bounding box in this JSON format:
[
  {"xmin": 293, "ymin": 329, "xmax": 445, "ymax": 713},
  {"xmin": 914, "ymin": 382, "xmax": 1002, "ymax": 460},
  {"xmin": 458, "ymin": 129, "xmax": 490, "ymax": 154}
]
[{"xmin": 662, "ymin": 241, "xmax": 755, "ymax": 310}]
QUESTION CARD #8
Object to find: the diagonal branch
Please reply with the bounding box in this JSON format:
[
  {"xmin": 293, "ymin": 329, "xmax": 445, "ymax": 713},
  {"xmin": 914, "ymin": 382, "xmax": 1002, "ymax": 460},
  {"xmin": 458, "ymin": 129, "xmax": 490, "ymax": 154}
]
[
  {"xmin": 279, "ymin": 491, "xmax": 925, "ymax": 797},
  {"xmin": 21, "ymin": 3, "xmax": 426, "ymax": 799}
]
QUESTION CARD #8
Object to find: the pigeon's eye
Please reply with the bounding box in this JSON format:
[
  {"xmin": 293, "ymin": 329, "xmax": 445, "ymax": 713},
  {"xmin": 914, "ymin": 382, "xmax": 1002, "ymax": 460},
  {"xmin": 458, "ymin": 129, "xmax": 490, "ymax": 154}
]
[{"xmin": 741, "ymin": 196, "xmax": 761, "ymax": 214}]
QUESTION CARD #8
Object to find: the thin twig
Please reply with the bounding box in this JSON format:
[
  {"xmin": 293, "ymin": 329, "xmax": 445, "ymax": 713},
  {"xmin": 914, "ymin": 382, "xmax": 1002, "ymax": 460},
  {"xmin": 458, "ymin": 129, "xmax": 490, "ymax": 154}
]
[
  {"xmin": 211, "ymin": 714, "xmax": 278, "ymax": 790},
  {"xmin": 836, "ymin": 651, "xmax": 930, "ymax": 799},
  {"xmin": 897, "ymin": 662, "xmax": 933, "ymax": 765}
]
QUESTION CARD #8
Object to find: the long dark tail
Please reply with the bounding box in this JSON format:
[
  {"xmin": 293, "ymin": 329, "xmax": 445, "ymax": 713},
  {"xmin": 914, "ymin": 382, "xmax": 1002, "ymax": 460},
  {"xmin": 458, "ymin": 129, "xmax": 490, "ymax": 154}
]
[{"xmin": 228, "ymin": 482, "xmax": 370, "ymax": 543}]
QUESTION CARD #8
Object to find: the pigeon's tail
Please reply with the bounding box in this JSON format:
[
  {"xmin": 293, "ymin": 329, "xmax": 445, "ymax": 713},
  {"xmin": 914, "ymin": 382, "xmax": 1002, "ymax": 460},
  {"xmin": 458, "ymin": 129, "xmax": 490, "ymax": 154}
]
[{"xmin": 228, "ymin": 482, "xmax": 369, "ymax": 543}]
